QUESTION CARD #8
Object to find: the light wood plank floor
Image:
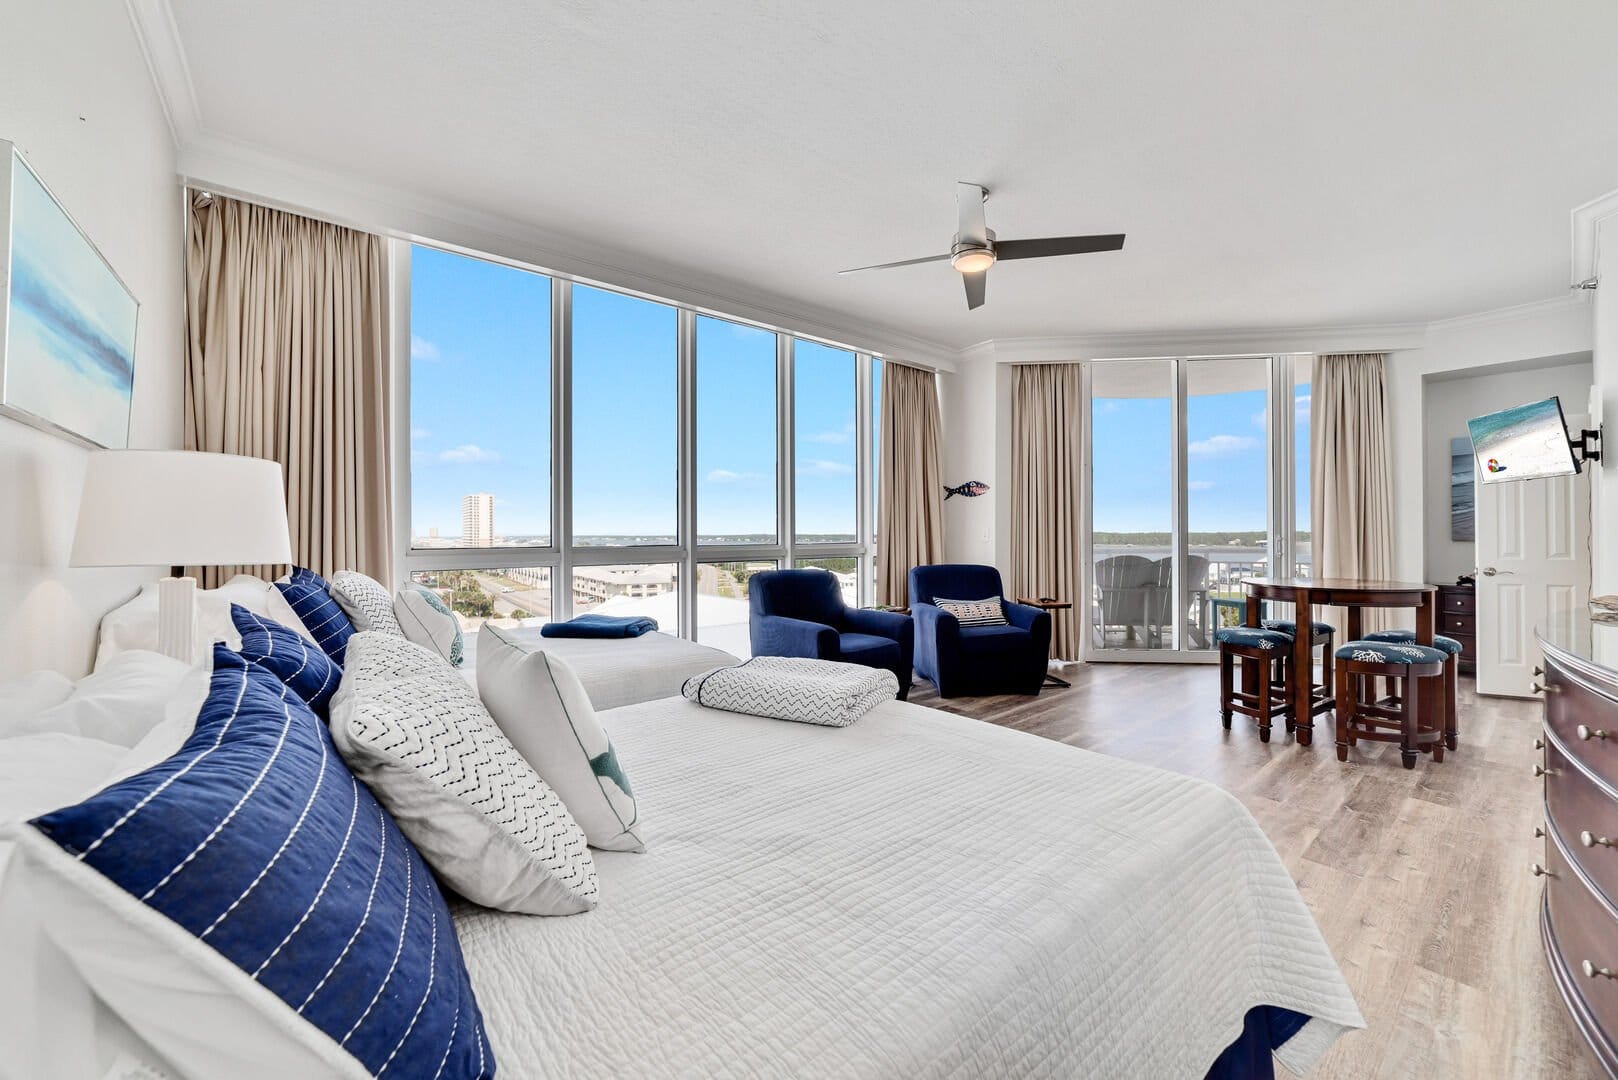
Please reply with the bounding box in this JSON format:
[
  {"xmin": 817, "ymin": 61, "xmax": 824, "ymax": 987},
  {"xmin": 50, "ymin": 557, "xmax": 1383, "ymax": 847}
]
[{"xmin": 908, "ymin": 663, "xmax": 1603, "ymax": 1080}]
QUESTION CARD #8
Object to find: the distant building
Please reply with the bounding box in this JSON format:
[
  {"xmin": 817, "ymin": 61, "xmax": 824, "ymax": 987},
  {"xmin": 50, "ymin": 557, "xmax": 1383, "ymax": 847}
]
[
  {"xmin": 462, "ymin": 493, "xmax": 495, "ymax": 547},
  {"xmin": 573, "ymin": 565, "xmax": 676, "ymax": 607},
  {"xmin": 428, "ymin": 526, "xmax": 439, "ymax": 539}
]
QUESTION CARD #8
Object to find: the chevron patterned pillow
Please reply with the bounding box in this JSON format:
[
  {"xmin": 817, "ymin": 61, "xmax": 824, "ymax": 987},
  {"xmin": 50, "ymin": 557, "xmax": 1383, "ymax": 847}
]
[
  {"xmin": 329, "ymin": 631, "xmax": 598, "ymax": 915},
  {"xmin": 331, "ymin": 570, "xmax": 405, "ymax": 638}
]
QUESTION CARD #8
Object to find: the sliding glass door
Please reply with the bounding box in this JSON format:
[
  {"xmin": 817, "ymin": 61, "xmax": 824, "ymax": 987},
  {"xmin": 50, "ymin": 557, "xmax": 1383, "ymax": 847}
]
[{"xmin": 1085, "ymin": 355, "xmax": 1308, "ymax": 661}]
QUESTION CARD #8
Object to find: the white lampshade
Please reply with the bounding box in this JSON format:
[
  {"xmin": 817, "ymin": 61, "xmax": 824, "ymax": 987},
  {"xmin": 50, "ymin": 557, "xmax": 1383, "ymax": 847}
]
[{"xmin": 70, "ymin": 451, "xmax": 293, "ymax": 567}]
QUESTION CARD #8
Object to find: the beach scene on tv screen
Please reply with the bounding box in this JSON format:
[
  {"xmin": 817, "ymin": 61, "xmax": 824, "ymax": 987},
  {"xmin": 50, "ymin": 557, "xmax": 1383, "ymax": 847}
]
[{"xmin": 1466, "ymin": 397, "xmax": 1575, "ymax": 484}]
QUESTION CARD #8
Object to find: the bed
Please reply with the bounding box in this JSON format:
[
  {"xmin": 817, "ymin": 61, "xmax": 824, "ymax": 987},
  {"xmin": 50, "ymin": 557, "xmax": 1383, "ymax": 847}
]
[
  {"xmin": 456, "ymin": 629, "xmax": 738, "ymax": 709},
  {"xmin": 452, "ymin": 695, "xmax": 1364, "ymax": 1078}
]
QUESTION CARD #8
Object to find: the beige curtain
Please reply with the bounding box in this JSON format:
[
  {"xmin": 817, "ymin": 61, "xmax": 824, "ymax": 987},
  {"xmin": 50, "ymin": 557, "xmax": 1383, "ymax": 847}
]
[
  {"xmin": 1010, "ymin": 363, "xmax": 1083, "ymax": 659},
  {"xmin": 877, "ymin": 362, "xmax": 945, "ymax": 605},
  {"xmin": 1311, "ymin": 352, "xmax": 1395, "ymax": 631},
  {"xmin": 185, "ymin": 192, "xmax": 392, "ymax": 587}
]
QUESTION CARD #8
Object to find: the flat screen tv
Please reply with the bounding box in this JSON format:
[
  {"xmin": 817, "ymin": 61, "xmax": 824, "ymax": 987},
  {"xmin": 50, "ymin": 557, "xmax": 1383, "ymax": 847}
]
[{"xmin": 1466, "ymin": 396, "xmax": 1580, "ymax": 484}]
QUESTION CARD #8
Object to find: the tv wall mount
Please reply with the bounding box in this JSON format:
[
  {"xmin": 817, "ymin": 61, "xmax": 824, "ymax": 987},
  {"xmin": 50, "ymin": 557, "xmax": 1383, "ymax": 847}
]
[{"xmin": 1571, "ymin": 426, "xmax": 1603, "ymax": 467}]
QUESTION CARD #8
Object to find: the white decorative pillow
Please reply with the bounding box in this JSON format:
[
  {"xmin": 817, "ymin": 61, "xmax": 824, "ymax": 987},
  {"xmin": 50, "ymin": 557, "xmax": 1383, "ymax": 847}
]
[
  {"xmin": 329, "ymin": 631, "xmax": 598, "ymax": 915},
  {"xmin": 329, "ymin": 570, "xmax": 404, "ymax": 637},
  {"xmin": 396, "ymin": 584, "xmax": 464, "ymax": 666},
  {"xmin": 934, "ymin": 595, "xmax": 1009, "ymax": 627},
  {"xmin": 476, "ymin": 625, "xmax": 643, "ymax": 852},
  {"xmin": 96, "ymin": 573, "xmax": 312, "ymax": 667},
  {"xmin": 1, "ymin": 651, "xmax": 191, "ymax": 747},
  {"xmin": 682, "ymin": 656, "xmax": 899, "ymax": 727},
  {"xmin": 0, "ymin": 671, "xmax": 74, "ymax": 728}
]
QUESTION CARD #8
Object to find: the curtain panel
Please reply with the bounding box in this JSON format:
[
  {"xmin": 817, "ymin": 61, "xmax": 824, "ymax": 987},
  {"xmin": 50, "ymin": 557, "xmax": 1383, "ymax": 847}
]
[
  {"xmin": 876, "ymin": 362, "xmax": 945, "ymax": 606},
  {"xmin": 1010, "ymin": 363, "xmax": 1083, "ymax": 660},
  {"xmin": 1311, "ymin": 352, "xmax": 1395, "ymax": 632},
  {"xmin": 185, "ymin": 192, "xmax": 392, "ymax": 587}
]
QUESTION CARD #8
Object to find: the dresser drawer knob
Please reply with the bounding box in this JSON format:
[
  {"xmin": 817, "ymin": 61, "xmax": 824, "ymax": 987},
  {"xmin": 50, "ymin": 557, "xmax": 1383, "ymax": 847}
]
[
  {"xmin": 1533, "ymin": 764, "xmax": 1556, "ymax": 778},
  {"xmin": 1582, "ymin": 960, "xmax": 1617, "ymax": 980},
  {"xmin": 1581, "ymin": 831, "xmax": 1615, "ymax": 849},
  {"xmin": 1531, "ymin": 862, "xmax": 1555, "ymax": 878},
  {"xmin": 1576, "ymin": 725, "xmax": 1611, "ymax": 741}
]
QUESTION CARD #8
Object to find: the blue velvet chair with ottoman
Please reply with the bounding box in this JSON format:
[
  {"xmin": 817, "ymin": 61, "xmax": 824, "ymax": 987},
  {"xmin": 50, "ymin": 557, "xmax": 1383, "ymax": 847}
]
[
  {"xmin": 748, "ymin": 569, "xmax": 914, "ymax": 699},
  {"xmin": 909, "ymin": 564, "xmax": 1051, "ymax": 697}
]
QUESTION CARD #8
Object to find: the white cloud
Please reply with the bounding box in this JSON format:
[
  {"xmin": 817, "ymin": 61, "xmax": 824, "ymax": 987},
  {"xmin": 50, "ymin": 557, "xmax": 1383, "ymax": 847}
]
[
  {"xmin": 807, "ymin": 423, "xmax": 854, "ymax": 445},
  {"xmin": 411, "ymin": 335, "xmax": 441, "ymax": 361},
  {"xmin": 439, "ymin": 444, "xmax": 500, "ymax": 464},
  {"xmin": 796, "ymin": 458, "xmax": 854, "ymax": 477},
  {"xmin": 1187, "ymin": 479, "xmax": 1217, "ymax": 491},
  {"xmin": 707, "ymin": 468, "xmax": 765, "ymax": 484},
  {"xmin": 1187, "ymin": 434, "xmax": 1259, "ymax": 457}
]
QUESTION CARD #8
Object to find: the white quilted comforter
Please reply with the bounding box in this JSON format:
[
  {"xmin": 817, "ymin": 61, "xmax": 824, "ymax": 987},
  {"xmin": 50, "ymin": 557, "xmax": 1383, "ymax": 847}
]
[{"xmin": 452, "ymin": 697, "xmax": 1364, "ymax": 1079}]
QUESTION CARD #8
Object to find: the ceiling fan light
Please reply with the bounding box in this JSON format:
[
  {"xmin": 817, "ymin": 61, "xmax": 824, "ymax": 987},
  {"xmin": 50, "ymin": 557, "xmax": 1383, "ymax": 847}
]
[{"xmin": 951, "ymin": 249, "xmax": 996, "ymax": 274}]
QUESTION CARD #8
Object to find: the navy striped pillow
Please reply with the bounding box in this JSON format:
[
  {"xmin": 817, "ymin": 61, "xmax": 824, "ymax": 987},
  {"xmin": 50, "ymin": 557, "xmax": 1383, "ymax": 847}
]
[
  {"xmin": 276, "ymin": 567, "xmax": 356, "ymax": 664},
  {"xmin": 231, "ymin": 602, "xmax": 342, "ymax": 718},
  {"xmin": 28, "ymin": 647, "xmax": 493, "ymax": 1079}
]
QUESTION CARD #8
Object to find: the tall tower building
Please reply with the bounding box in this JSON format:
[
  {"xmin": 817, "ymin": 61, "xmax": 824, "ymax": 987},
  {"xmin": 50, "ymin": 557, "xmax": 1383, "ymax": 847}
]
[{"xmin": 462, "ymin": 492, "xmax": 495, "ymax": 547}]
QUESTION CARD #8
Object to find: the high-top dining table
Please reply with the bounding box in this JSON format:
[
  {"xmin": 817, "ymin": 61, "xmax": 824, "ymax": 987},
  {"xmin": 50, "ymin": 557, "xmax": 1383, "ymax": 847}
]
[{"xmin": 1242, "ymin": 576, "xmax": 1438, "ymax": 747}]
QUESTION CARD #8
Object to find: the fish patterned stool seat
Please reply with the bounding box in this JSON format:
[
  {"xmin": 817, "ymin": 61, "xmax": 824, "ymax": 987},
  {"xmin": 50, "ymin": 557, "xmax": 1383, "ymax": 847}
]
[
  {"xmin": 1334, "ymin": 640, "xmax": 1448, "ymax": 769},
  {"xmin": 1360, "ymin": 629, "xmax": 1462, "ymax": 751},
  {"xmin": 1215, "ymin": 626, "xmax": 1296, "ymax": 743}
]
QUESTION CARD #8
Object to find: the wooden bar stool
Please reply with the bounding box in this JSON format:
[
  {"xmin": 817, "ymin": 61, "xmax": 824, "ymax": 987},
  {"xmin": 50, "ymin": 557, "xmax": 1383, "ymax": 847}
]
[
  {"xmin": 1334, "ymin": 640, "xmax": 1448, "ymax": 768},
  {"xmin": 1216, "ymin": 626, "xmax": 1296, "ymax": 743},
  {"xmin": 1261, "ymin": 617, "xmax": 1337, "ymax": 727},
  {"xmin": 1358, "ymin": 629, "xmax": 1461, "ymax": 751}
]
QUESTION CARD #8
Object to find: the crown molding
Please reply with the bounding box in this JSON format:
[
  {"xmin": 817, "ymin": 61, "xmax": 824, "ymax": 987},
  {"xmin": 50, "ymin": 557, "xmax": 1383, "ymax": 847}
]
[
  {"xmin": 1423, "ymin": 291, "xmax": 1589, "ymax": 334},
  {"xmin": 960, "ymin": 321, "xmax": 1430, "ymax": 365},
  {"xmin": 124, "ymin": 0, "xmax": 201, "ymax": 146},
  {"xmin": 1572, "ymin": 187, "xmax": 1618, "ymax": 285}
]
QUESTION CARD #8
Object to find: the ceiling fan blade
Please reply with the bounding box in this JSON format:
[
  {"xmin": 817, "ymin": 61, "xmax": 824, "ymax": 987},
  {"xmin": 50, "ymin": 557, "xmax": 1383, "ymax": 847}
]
[
  {"xmin": 995, "ymin": 234, "xmax": 1126, "ymax": 261},
  {"xmin": 838, "ymin": 253, "xmax": 951, "ymax": 275},
  {"xmin": 962, "ymin": 270, "xmax": 987, "ymax": 310},
  {"xmin": 956, "ymin": 182, "xmax": 989, "ymax": 246}
]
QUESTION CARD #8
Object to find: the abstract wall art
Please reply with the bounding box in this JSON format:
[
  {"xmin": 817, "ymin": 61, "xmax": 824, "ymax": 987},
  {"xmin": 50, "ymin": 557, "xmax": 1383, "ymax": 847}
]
[{"xmin": 0, "ymin": 140, "xmax": 139, "ymax": 448}]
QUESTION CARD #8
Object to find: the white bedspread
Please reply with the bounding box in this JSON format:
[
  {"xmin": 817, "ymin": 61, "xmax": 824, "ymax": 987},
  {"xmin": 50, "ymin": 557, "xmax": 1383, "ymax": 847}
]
[
  {"xmin": 452, "ymin": 697, "xmax": 1363, "ymax": 1079},
  {"xmin": 458, "ymin": 630, "xmax": 738, "ymax": 710}
]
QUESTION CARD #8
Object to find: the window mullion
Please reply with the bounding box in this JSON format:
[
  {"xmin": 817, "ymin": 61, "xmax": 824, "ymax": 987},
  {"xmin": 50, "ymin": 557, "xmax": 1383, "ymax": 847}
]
[{"xmin": 554, "ymin": 277, "xmax": 574, "ymax": 620}]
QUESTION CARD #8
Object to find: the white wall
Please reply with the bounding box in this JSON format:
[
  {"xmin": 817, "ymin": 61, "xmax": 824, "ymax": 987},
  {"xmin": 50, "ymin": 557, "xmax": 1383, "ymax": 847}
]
[
  {"xmin": 938, "ymin": 360, "xmax": 1011, "ymax": 575},
  {"xmin": 1594, "ymin": 213, "xmax": 1618, "ymax": 596},
  {"xmin": 0, "ymin": 3, "xmax": 184, "ymax": 677},
  {"xmin": 1421, "ymin": 358, "xmax": 1593, "ymax": 584},
  {"xmin": 1388, "ymin": 297, "xmax": 1593, "ymax": 584}
]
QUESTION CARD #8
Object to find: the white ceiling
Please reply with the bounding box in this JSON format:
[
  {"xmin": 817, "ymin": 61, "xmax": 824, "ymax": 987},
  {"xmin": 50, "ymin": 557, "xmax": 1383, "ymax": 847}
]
[{"xmin": 161, "ymin": 0, "xmax": 1618, "ymax": 353}]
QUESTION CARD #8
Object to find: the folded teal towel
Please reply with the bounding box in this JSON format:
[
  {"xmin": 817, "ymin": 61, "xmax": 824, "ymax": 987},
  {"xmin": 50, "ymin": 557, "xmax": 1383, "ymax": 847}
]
[{"xmin": 540, "ymin": 614, "xmax": 659, "ymax": 639}]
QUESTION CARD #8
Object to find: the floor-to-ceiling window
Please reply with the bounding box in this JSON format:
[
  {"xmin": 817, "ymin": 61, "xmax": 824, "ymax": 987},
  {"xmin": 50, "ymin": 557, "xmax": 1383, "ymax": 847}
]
[
  {"xmin": 400, "ymin": 243, "xmax": 885, "ymax": 648},
  {"xmin": 1085, "ymin": 355, "xmax": 1309, "ymax": 661}
]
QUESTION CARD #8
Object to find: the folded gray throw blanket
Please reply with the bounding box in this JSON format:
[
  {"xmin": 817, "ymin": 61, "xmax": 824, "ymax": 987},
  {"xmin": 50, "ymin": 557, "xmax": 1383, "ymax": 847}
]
[{"xmin": 681, "ymin": 656, "xmax": 899, "ymax": 727}]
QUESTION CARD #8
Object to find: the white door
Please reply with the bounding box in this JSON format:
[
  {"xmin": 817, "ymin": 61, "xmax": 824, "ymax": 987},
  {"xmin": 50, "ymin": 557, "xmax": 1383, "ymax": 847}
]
[{"xmin": 1475, "ymin": 445, "xmax": 1590, "ymax": 697}]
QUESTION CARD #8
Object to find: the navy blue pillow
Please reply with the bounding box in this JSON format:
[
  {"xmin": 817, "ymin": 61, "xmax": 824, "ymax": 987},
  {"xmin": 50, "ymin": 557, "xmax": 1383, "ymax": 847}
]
[
  {"xmin": 231, "ymin": 603, "xmax": 342, "ymax": 718},
  {"xmin": 29, "ymin": 647, "xmax": 493, "ymax": 1079},
  {"xmin": 275, "ymin": 566, "xmax": 355, "ymax": 664}
]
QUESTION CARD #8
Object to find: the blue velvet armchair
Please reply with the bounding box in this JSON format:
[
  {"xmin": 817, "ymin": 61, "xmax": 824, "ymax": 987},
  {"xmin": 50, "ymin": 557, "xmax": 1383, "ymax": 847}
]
[
  {"xmin": 909, "ymin": 564, "xmax": 1051, "ymax": 697},
  {"xmin": 748, "ymin": 569, "xmax": 914, "ymax": 699}
]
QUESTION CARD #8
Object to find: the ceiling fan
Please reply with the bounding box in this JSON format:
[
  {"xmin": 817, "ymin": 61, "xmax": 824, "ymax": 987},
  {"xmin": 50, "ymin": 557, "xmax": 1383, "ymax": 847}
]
[{"xmin": 839, "ymin": 182, "xmax": 1125, "ymax": 310}]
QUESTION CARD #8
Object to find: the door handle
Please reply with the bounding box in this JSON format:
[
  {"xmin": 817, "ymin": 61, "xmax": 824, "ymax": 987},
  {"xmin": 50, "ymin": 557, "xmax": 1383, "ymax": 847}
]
[{"xmin": 1479, "ymin": 567, "xmax": 1516, "ymax": 577}]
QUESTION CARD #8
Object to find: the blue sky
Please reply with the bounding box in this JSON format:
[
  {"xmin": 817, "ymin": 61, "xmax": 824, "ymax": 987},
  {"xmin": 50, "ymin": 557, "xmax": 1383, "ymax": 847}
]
[
  {"xmin": 1092, "ymin": 381, "xmax": 1310, "ymax": 534},
  {"xmin": 410, "ymin": 246, "xmax": 868, "ymax": 539}
]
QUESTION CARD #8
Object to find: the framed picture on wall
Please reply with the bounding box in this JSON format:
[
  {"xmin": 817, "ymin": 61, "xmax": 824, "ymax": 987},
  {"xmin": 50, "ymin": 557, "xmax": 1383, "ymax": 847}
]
[
  {"xmin": 0, "ymin": 139, "xmax": 139, "ymax": 448},
  {"xmin": 1450, "ymin": 435, "xmax": 1475, "ymax": 542}
]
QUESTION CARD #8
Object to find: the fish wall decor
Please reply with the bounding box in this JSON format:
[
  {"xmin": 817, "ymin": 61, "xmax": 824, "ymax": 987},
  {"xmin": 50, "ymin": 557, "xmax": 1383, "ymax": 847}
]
[{"xmin": 944, "ymin": 480, "xmax": 990, "ymax": 499}]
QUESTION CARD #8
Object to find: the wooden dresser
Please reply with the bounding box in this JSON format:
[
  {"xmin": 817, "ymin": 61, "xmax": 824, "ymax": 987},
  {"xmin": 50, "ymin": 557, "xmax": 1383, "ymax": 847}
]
[
  {"xmin": 1436, "ymin": 581, "xmax": 1477, "ymax": 674},
  {"xmin": 1536, "ymin": 620, "xmax": 1618, "ymax": 1078}
]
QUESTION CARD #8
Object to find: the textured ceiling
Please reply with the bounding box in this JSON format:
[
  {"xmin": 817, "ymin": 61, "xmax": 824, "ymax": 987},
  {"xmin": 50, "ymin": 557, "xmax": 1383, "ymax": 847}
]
[{"xmin": 167, "ymin": 0, "xmax": 1618, "ymax": 351}]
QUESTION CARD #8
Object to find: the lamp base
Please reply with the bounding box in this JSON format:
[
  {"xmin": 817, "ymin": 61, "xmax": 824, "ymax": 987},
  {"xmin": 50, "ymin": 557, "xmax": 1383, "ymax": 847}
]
[{"xmin": 156, "ymin": 576, "xmax": 198, "ymax": 662}]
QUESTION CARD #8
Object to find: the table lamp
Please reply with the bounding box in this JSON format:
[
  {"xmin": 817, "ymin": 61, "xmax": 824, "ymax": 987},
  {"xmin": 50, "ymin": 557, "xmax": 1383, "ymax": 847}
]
[{"xmin": 70, "ymin": 451, "xmax": 294, "ymax": 661}]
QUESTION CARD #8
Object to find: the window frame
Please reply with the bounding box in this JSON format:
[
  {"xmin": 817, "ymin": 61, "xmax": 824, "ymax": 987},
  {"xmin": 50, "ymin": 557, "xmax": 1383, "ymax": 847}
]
[{"xmin": 396, "ymin": 241, "xmax": 887, "ymax": 640}]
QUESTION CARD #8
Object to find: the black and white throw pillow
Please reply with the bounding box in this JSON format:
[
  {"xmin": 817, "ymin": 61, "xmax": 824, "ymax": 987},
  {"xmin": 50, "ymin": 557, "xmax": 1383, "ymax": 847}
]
[
  {"xmin": 330, "ymin": 570, "xmax": 405, "ymax": 638},
  {"xmin": 934, "ymin": 596, "xmax": 1009, "ymax": 627}
]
